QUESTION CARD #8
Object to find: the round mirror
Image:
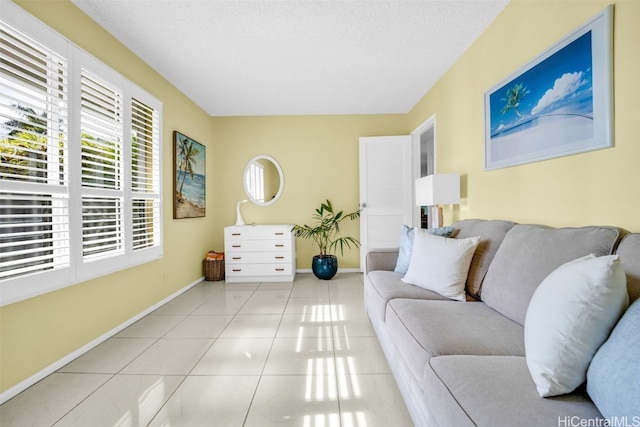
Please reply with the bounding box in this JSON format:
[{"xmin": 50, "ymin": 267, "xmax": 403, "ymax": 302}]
[{"xmin": 243, "ymin": 155, "xmax": 284, "ymax": 206}]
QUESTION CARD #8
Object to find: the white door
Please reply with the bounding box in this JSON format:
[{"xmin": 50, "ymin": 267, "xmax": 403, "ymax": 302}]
[{"xmin": 359, "ymin": 136, "xmax": 413, "ymax": 272}]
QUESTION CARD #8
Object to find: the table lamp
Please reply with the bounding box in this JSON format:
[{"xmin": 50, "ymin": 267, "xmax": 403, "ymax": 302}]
[{"xmin": 415, "ymin": 174, "xmax": 460, "ymax": 228}]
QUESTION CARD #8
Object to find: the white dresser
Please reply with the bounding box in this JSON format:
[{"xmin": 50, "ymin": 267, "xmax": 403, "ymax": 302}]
[{"xmin": 224, "ymin": 224, "xmax": 296, "ymax": 283}]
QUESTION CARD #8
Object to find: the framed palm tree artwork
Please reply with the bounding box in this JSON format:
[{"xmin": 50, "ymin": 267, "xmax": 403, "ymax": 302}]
[
  {"xmin": 174, "ymin": 131, "xmax": 206, "ymax": 219},
  {"xmin": 484, "ymin": 6, "xmax": 613, "ymax": 170}
]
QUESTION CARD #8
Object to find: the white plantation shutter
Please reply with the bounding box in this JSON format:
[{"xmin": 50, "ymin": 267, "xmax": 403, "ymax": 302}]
[
  {"xmin": 1, "ymin": 3, "xmax": 163, "ymax": 306},
  {"xmin": 0, "ymin": 20, "xmax": 71, "ymax": 283},
  {"xmin": 131, "ymin": 98, "xmax": 159, "ymax": 193},
  {"xmin": 81, "ymin": 196, "xmax": 123, "ymax": 259},
  {"xmin": 132, "ymin": 199, "xmax": 160, "ymax": 250},
  {"xmin": 79, "ymin": 69, "xmax": 124, "ymax": 261},
  {"xmin": 0, "ymin": 193, "xmax": 69, "ymax": 280},
  {"xmin": 80, "ymin": 70, "xmax": 122, "ymax": 190},
  {"xmin": 131, "ymin": 98, "xmax": 161, "ymax": 252}
]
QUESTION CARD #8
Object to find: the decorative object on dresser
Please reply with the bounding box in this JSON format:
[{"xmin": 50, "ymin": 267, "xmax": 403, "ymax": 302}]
[
  {"xmin": 224, "ymin": 224, "xmax": 296, "ymax": 283},
  {"xmin": 235, "ymin": 199, "xmax": 248, "ymax": 225},
  {"xmin": 292, "ymin": 199, "xmax": 360, "ymax": 280}
]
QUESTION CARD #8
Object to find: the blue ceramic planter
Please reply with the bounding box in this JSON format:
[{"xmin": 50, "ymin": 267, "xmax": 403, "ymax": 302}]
[{"xmin": 312, "ymin": 255, "xmax": 338, "ymax": 280}]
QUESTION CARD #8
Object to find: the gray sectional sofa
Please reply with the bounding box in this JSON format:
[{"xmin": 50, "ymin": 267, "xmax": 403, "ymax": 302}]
[{"xmin": 364, "ymin": 219, "xmax": 640, "ymax": 426}]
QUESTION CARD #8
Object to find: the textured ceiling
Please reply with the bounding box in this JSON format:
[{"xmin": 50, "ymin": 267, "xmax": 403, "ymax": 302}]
[{"xmin": 71, "ymin": 0, "xmax": 509, "ymax": 116}]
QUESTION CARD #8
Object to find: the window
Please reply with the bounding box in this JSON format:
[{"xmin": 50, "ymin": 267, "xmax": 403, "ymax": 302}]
[{"xmin": 0, "ymin": 3, "xmax": 162, "ymax": 306}]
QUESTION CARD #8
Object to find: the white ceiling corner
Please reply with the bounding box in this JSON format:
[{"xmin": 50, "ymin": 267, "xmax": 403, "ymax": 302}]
[{"xmin": 70, "ymin": 0, "xmax": 509, "ymax": 117}]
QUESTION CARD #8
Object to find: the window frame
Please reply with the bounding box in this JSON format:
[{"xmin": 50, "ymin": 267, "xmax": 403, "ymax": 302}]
[{"xmin": 0, "ymin": 3, "xmax": 163, "ymax": 306}]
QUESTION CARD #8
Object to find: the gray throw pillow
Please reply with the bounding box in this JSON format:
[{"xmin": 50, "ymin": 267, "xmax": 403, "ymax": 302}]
[{"xmin": 587, "ymin": 298, "xmax": 640, "ymax": 419}]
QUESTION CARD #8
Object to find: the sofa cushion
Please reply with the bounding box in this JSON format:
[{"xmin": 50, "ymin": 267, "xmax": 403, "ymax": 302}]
[
  {"xmin": 525, "ymin": 255, "xmax": 628, "ymax": 397},
  {"xmin": 587, "ymin": 299, "xmax": 640, "ymax": 419},
  {"xmin": 364, "ymin": 270, "xmax": 451, "ymax": 330},
  {"xmin": 394, "ymin": 224, "xmax": 455, "ymax": 274},
  {"xmin": 451, "ymin": 219, "xmax": 516, "ymax": 298},
  {"xmin": 385, "ymin": 299, "xmax": 525, "ymax": 384},
  {"xmin": 423, "ymin": 355, "xmax": 603, "ymax": 427},
  {"xmin": 615, "ymin": 233, "xmax": 640, "ymax": 302},
  {"xmin": 402, "ymin": 231, "xmax": 480, "ymax": 301},
  {"xmin": 481, "ymin": 224, "xmax": 620, "ymax": 325}
]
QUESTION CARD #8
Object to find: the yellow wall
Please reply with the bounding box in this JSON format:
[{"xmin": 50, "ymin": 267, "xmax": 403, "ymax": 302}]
[
  {"xmin": 408, "ymin": 0, "xmax": 640, "ymax": 231},
  {"xmin": 211, "ymin": 115, "xmax": 408, "ymax": 269},
  {"xmin": 1, "ymin": 0, "xmax": 219, "ymax": 393}
]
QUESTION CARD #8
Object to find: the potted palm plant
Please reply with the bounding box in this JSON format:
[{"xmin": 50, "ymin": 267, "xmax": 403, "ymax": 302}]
[{"xmin": 292, "ymin": 199, "xmax": 360, "ymax": 280}]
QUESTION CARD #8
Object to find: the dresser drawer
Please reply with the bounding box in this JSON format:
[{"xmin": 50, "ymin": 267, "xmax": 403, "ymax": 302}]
[
  {"xmin": 225, "ymin": 263, "xmax": 293, "ymax": 277},
  {"xmin": 224, "ymin": 226, "xmax": 292, "ymax": 241},
  {"xmin": 225, "ymin": 239, "xmax": 292, "ymax": 252},
  {"xmin": 225, "ymin": 252, "xmax": 292, "ymax": 264}
]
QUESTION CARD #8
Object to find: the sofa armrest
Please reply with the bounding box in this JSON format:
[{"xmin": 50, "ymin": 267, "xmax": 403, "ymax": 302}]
[{"xmin": 365, "ymin": 249, "xmax": 399, "ymax": 274}]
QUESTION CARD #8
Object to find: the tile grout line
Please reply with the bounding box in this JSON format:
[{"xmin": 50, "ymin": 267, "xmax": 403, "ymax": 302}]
[
  {"xmin": 147, "ymin": 281, "xmax": 262, "ymax": 426},
  {"xmin": 48, "ymin": 283, "xmax": 226, "ymax": 427},
  {"xmin": 49, "ymin": 372, "xmax": 115, "ymax": 427},
  {"xmin": 241, "ymin": 281, "xmax": 295, "ymax": 427},
  {"xmin": 329, "ymin": 279, "xmax": 346, "ymax": 427}
]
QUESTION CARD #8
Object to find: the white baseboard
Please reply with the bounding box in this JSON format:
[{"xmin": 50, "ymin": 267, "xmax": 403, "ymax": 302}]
[{"xmin": 0, "ymin": 276, "xmax": 204, "ymax": 405}]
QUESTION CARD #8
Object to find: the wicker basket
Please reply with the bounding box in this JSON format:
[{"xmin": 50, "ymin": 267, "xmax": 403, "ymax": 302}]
[{"xmin": 204, "ymin": 258, "xmax": 225, "ymax": 281}]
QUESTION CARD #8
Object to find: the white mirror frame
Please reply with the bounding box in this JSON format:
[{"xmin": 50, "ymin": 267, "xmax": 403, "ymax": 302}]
[{"xmin": 243, "ymin": 154, "xmax": 284, "ymax": 206}]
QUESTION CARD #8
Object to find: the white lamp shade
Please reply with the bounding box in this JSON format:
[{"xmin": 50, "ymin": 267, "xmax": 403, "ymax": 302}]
[{"xmin": 415, "ymin": 174, "xmax": 460, "ymax": 206}]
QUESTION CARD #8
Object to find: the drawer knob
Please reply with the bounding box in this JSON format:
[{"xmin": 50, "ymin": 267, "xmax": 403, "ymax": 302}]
[
  {"xmin": 233, "ymin": 256, "xmax": 242, "ymax": 260},
  {"xmin": 275, "ymin": 256, "xmax": 284, "ymax": 259},
  {"xmin": 276, "ymin": 268, "xmax": 285, "ymax": 272},
  {"xmin": 275, "ymin": 232, "xmax": 284, "ymax": 236},
  {"xmin": 232, "ymin": 233, "xmax": 241, "ymax": 236},
  {"xmin": 232, "ymin": 244, "xmax": 241, "ymax": 248},
  {"xmin": 232, "ymin": 268, "xmax": 242, "ymax": 272},
  {"xmin": 275, "ymin": 244, "xmax": 284, "ymax": 248}
]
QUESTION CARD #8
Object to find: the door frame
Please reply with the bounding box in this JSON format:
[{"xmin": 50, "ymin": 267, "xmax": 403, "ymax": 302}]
[{"xmin": 410, "ymin": 113, "xmax": 437, "ymax": 227}]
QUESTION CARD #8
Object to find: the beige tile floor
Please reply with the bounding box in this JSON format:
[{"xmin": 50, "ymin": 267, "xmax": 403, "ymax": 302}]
[{"xmin": 0, "ymin": 273, "xmax": 413, "ymax": 427}]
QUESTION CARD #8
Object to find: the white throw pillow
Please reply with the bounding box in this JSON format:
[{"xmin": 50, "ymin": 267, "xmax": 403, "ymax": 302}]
[
  {"xmin": 401, "ymin": 230, "xmax": 480, "ymax": 301},
  {"xmin": 524, "ymin": 254, "xmax": 628, "ymax": 397}
]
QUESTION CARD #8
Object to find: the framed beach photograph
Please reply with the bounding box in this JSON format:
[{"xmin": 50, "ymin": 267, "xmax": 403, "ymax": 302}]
[
  {"xmin": 484, "ymin": 6, "xmax": 613, "ymax": 170},
  {"xmin": 173, "ymin": 131, "xmax": 206, "ymax": 219}
]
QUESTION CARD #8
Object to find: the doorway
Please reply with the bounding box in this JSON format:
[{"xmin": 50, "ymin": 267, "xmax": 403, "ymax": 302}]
[
  {"xmin": 411, "ymin": 114, "xmax": 436, "ymax": 229},
  {"xmin": 357, "ymin": 116, "xmax": 436, "ymax": 272},
  {"xmin": 358, "ymin": 136, "xmax": 413, "ymax": 271}
]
